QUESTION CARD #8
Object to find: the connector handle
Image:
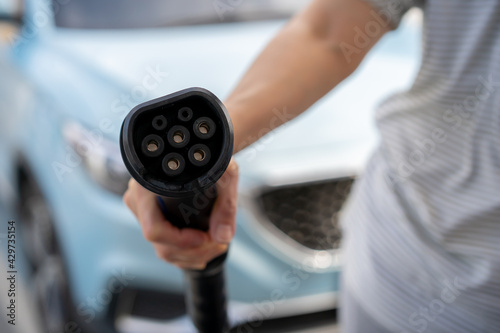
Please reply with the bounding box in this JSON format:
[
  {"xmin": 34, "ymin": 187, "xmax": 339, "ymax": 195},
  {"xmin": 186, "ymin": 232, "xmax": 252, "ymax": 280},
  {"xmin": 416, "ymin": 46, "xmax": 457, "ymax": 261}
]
[
  {"xmin": 156, "ymin": 186, "xmax": 217, "ymax": 231},
  {"xmin": 157, "ymin": 189, "xmax": 230, "ymax": 333}
]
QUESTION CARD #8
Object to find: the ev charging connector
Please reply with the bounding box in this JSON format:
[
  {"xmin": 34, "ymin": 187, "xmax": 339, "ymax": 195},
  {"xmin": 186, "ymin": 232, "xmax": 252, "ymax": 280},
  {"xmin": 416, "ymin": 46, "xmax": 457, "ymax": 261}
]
[{"xmin": 120, "ymin": 87, "xmax": 233, "ymax": 333}]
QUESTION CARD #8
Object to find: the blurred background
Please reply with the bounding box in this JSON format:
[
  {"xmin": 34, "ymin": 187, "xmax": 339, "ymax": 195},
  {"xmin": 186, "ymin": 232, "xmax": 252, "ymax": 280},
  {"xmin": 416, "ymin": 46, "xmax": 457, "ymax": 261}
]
[{"xmin": 0, "ymin": 0, "xmax": 421, "ymax": 332}]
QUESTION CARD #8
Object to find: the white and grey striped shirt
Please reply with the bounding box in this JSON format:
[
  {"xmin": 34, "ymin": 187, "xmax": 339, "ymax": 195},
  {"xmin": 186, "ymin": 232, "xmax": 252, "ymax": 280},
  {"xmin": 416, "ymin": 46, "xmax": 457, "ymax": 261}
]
[{"xmin": 341, "ymin": 0, "xmax": 500, "ymax": 331}]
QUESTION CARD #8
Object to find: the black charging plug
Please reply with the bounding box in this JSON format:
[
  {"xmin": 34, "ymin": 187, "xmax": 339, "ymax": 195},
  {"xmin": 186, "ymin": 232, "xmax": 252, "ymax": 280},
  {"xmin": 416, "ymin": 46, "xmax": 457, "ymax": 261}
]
[{"xmin": 120, "ymin": 87, "xmax": 233, "ymax": 333}]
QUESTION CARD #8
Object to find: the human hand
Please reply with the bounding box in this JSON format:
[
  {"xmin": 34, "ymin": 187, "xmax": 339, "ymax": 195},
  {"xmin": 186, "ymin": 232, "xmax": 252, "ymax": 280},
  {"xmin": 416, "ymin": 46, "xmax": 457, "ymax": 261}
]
[{"xmin": 123, "ymin": 159, "xmax": 239, "ymax": 270}]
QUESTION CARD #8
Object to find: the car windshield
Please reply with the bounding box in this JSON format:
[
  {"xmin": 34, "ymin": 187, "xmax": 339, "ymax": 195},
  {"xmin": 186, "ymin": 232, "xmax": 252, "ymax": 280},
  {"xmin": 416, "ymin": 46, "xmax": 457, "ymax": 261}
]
[{"xmin": 53, "ymin": 0, "xmax": 309, "ymax": 29}]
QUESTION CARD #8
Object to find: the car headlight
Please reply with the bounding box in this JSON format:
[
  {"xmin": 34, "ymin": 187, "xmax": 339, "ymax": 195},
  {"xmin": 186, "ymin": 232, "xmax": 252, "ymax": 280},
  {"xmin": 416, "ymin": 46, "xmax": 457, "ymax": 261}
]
[{"xmin": 63, "ymin": 122, "xmax": 130, "ymax": 195}]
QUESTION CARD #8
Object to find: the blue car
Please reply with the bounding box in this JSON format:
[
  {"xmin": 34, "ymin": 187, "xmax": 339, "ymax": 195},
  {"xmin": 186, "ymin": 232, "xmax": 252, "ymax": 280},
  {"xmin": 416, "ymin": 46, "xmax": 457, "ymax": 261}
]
[{"xmin": 0, "ymin": 0, "xmax": 421, "ymax": 332}]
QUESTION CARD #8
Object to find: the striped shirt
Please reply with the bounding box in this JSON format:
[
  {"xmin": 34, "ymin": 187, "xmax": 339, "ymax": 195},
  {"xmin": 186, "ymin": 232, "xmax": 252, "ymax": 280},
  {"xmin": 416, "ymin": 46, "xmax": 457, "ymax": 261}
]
[{"xmin": 341, "ymin": 0, "xmax": 500, "ymax": 332}]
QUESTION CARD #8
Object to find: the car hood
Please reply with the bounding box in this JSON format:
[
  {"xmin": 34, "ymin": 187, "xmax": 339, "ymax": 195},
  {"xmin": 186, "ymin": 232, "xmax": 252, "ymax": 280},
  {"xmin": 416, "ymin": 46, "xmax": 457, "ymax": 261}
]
[{"xmin": 31, "ymin": 19, "xmax": 419, "ymax": 175}]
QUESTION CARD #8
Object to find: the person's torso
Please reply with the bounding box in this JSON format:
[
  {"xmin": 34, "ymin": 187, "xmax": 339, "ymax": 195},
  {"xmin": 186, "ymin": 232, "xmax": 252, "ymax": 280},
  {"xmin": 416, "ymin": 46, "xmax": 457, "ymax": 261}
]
[{"xmin": 342, "ymin": 1, "xmax": 500, "ymax": 331}]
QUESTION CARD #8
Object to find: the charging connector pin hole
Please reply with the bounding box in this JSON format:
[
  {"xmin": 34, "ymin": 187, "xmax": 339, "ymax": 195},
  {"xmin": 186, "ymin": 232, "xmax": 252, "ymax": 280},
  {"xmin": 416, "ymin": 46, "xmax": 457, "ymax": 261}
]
[
  {"xmin": 147, "ymin": 140, "xmax": 159, "ymax": 152},
  {"xmin": 167, "ymin": 158, "xmax": 180, "ymax": 170},
  {"xmin": 173, "ymin": 131, "xmax": 185, "ymax": 144},
  {"xmin": 194, "ymin": 150, "xmax": 206, "ymax": 162},
  {"xmin": 198, "ymin": 123, "xmax": 209, "ymax": 134}
]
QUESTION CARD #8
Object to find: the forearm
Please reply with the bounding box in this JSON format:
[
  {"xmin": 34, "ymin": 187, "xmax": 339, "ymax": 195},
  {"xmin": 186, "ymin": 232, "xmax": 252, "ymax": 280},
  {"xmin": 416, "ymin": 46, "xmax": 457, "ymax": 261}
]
[{"xmin": 225, "ymin": 0, "xmax": 389, "ymax": 152}]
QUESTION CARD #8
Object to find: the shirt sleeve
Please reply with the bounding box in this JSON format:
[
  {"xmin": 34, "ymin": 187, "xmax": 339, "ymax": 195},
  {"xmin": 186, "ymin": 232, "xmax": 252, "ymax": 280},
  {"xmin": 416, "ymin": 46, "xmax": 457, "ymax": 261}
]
[{"xmin": 362, "ymin": 0, "xmax": 419, "ymax": 29}]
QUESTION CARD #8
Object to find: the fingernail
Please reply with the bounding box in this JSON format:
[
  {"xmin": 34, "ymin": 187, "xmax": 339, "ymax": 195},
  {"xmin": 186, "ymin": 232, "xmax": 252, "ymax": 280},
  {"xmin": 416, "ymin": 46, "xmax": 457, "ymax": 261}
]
[{"xmin": 215, "ymin": 225, "xmax": 233, "ymax": 243}]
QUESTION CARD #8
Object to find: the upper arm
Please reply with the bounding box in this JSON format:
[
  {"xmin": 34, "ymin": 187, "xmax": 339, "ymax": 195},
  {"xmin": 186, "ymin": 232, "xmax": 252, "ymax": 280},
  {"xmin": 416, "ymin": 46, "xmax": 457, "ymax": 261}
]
[{"xmin": 292, "ymin": 0, "xmax": 399, "ymax": 69}]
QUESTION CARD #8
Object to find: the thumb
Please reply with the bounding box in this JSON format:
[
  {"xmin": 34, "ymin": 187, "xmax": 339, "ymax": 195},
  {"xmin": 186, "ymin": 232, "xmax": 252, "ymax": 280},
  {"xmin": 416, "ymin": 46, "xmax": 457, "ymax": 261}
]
[{"xmin": 209, "ymin": 159, "xmax": 239, "ymax": 244}]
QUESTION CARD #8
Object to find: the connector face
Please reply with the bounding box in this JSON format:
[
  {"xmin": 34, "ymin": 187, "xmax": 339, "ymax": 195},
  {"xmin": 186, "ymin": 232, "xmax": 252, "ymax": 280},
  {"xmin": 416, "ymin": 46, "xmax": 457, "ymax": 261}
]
[{"xmin": 120, "ymin": 88, "xmax": 233, "ymax": 197}]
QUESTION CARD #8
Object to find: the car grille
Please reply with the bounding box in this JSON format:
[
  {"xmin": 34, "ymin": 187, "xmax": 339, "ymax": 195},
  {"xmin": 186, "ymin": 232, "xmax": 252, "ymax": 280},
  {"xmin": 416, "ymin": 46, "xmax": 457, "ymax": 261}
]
[{"xmin": 258, "ymin": 178, "xmax": 355, "ymax": 251}]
